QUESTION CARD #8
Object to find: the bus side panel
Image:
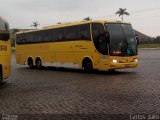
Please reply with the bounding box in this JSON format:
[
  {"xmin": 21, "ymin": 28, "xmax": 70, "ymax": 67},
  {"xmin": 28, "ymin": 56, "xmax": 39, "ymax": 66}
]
[
  {"xmin": 3, "ymin": 56, "xmax": 11, "ymax": 78},
  {"xmin": 71, "ymin": 41, "xmax": 99, "ymax": 69},
  {"xmin": 16, "ymin": 43, "xmax": 56, "ymax": 65},
  {"xmin": 15, "ymin": 45, "xmax": 24, "ymax": 65},
  {"xmin": 16, "ymin": 40, "xmax": 109, "ymax": 70},
  {"xmin": 0, "ymin": 41, "xmax": 11, "ymax": 79}
]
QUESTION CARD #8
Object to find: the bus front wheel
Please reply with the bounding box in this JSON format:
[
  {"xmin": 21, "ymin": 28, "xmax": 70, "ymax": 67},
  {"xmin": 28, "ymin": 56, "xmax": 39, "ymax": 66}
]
[
  {"xmin": 35, "ymin": 58, "xmax": 42, "ymax": 69},
  {"xmin": 0, "ymin": 65, "xmax": 3, "ymax": 81},
  {"xmin": 108, "ymin": 69, "xmax": 116, "ymax": 73},
  {"xmin": 83, "ymin": 58, "xmax": 93, "ymax": 72}
]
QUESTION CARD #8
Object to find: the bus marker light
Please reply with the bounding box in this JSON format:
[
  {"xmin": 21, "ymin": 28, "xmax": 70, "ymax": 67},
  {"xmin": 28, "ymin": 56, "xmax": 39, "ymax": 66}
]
[{"xmin": 133, "ymin": 58, "xmax": 138, "ymax": 62}]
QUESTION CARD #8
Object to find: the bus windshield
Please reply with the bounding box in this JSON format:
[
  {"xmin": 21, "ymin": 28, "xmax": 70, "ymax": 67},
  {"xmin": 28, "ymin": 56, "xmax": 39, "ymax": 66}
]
[
  {"xmin": 106, "ymin": 23, "xmax": 137, "ymax": 56},
  {"xmin": 0, "ymin": 19, "xmax": 10, "ymax": 41}
]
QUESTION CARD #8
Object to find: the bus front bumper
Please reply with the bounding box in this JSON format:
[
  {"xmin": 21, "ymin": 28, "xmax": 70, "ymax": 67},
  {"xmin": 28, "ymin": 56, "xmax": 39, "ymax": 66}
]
[{"xmin": 109, "ymin": 62, "xmax": 138, "ymax": 70}]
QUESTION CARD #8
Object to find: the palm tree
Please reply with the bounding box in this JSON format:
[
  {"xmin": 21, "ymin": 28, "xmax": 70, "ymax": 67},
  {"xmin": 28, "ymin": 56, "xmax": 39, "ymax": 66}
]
[
  {"xmin": 31, "ymin": 21, "xmax": 40, "ymax": 29},
  {"xmin": 115, "ymin": 8, "xmax": 130, "ymax": 21}
]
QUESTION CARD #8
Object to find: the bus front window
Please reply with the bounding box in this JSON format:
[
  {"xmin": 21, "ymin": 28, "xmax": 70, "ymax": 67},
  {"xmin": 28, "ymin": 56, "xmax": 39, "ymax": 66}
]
[
  {"xmin": 121, "ymin": 24, "xmax": 138, "ymax": 55},
  {"xmin": 0, "ymin": 18, "xmax": 10, "ymax": 41},
  {"xmin": 106, "ymin": 23, "xmax": 137, "ymax": 56}
]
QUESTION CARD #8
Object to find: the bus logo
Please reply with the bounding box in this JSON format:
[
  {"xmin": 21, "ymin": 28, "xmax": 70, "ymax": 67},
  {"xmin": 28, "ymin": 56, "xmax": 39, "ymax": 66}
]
[{"xmin": 0, "ymin": 45, "xmax": 7, "ymax": 51}]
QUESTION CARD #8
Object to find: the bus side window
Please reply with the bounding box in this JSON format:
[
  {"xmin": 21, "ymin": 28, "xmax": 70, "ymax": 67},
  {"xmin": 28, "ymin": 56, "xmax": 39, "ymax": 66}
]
[
  {"xmin": 53, "ymin": 28, "xmax": 64, "ymax": 42},
  {"xmin": 16, "ymin": 33, "xmax": 27, "ymax": 44},
  {"xmin": 77, "ymin": 24, "xmax": 91, "ymax": 40},
  {"xmin": 26, "ymin": 33, "xmax": 33, "ymax": 43},
  {"xmin": 33, "ymin": 31, "xmax": 42, "ymax": 43},
  {"xmin": 64, "ymin": 26, "xmax": 77, "ymax": 41},
  {"xmin": 92, "ymin": 23, "xmax": 108, "ymax": 55},
  {"xmin": 43, "ymin": 30, "xmax": 52, "ymax": 42}
]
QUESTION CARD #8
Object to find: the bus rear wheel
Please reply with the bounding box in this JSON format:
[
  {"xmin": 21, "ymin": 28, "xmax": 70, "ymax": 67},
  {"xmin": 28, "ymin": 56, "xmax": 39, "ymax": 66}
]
[
  {"xmin": 83, "ymin": 58, "xmax": 93, "ymax": 72},
  {"xmin": 35, "ymin": 58, "xmax": 42, "ymax": 69},
  {"xmin": 0, "ymin": 65, "xmax": 3, "ymax": 81},
  {"xmin": 28, "ymin": 58, "xmax": 34, "ymax": 69}
]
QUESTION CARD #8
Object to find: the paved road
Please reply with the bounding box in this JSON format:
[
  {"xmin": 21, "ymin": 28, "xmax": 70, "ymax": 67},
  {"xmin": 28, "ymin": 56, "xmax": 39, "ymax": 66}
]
[{"xmin": 0, "ymin": 49, "xmax": 160, "ymax": 119}]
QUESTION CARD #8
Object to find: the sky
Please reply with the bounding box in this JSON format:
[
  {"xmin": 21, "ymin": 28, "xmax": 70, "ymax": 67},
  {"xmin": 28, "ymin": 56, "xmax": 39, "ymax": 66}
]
[{"xmin": 0, "ymin": 0, "xmax": 160, "ymax": 37}]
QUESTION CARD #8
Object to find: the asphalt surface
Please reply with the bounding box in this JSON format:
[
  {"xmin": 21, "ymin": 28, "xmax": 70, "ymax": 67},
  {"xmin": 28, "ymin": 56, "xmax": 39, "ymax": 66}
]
[{"xmin": 0, "ymin": 49, "xmax": 160, "ymax": 119}]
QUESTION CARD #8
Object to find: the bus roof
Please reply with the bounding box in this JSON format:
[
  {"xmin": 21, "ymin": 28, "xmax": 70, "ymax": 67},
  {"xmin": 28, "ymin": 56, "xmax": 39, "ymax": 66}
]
[
  {"xmin": 16, "ymin": 20, "xmax": 130, "ymax": 34},
  {"xmin": 0, "ymin": 16, "xmax": 8, "ymax": 23},
  {"xmin": 0, "ymin": 16, "xmax": 9, "ymax": 31}
]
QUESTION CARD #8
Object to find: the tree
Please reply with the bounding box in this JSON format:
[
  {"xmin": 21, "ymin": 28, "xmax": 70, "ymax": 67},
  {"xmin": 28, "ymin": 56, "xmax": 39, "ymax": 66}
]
[
  {"xmin": 153, "ymin": 36, "xmax": 160, "ymax": 44},
  {"xmin": 31, "ymin": 21, "xmax": 40, "ymax": 29},
  {"xmin": 115, "ymin": 8, "xmax": 130, "ymax": 21}
]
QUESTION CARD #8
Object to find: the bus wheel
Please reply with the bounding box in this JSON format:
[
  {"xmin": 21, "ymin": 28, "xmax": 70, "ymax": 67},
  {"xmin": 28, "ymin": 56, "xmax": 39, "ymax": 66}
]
[
  {"xmin": 35, "ymin": 58, "xmax": 42, "ymax": 69},
  {"xmin": 83, "ymin": 58, "xmax": 93, "ymax": 72},
  {"xmin": 108, "ymin": 69, "xmax": 116, "ymax": 73},
  {"xmin": 0, "ymin": 65, "xmax": 3, "ymax": 81},
  {"xmin": 28, "ymin": 58, "xmax": 34, "ymax": 69}
]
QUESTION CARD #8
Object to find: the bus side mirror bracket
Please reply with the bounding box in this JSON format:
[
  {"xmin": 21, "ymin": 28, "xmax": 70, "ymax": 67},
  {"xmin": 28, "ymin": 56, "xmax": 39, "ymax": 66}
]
[{"xmin": 135, "ymin": 34, "xmax": 139, "ymax": 45}]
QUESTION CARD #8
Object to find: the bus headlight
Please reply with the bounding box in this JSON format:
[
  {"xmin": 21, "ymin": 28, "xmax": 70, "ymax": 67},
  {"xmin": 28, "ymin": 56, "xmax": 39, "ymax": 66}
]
[
  {"xmin": 133, "ymin": 58, "xmax": 138, "ymax": 62},
  {"xmin": 112, "ymin": 60, "xmax": 118, "ymax": 63}
]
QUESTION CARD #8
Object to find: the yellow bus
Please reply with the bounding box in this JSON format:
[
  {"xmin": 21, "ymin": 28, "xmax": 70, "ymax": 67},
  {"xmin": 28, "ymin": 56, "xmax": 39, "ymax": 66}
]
[
  {"xmin": 15, "ymin": 20, "xmax": 138, "ymax": 71},
  {"xmin": 0, "ymin": 17, "xmax": 11, "ymax": 81}
]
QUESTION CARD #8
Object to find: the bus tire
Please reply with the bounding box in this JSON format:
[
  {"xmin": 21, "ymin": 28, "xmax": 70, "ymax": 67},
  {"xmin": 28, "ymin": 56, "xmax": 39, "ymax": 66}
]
[
  {"xmin": 35, "ymin": 58, "xmax": 42, "ymax": 69},
  {"xmin": 0, "ymin": 65, "xmax": 3, "ymax": 82},
  {"xmin": 108, "ymin": 69, "xmax": 116, "ymax": 73},
  {"xmin": 28, "ymin": 58, "xmax": 34, "ymax": 69},
  {"xmin": 82, "ymin": 58, "xmax": 93, "ymax": 72}
]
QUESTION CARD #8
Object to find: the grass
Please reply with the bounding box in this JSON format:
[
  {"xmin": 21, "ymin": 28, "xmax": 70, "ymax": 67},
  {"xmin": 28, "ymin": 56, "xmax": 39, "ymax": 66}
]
[{"xmin": 138, "ymin": 44, "xmax": 160, "ymax": 48}]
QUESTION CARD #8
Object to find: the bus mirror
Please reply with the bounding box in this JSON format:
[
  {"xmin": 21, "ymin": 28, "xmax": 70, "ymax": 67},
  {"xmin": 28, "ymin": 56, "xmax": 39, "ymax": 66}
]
[{"xmin": 135, "ymin": 34, "xmax": 139, "ymax": 45}]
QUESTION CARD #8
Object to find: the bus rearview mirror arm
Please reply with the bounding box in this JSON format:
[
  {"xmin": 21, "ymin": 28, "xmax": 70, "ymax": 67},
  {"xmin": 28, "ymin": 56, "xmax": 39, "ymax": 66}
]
[{"xmin": 135, "ymin": 34, "xmax": 139, "ymax": 45}]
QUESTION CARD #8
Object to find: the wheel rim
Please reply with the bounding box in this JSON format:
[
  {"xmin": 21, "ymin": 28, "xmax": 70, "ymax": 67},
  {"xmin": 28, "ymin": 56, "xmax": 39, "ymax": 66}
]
[
  {"xmin": 28, "ymin": 60, "xmax": 33, "ymax": 68},
  {"xmin": 36, "ymin": 60, "xmax": 42, "ymax": 68},
  {"xmin": 86, "ymin": 62, "xmax": 92, "ymax": 70},
  {"xmin": 84, "ymin": 60, "xmax": 93, "ymax": 71}
]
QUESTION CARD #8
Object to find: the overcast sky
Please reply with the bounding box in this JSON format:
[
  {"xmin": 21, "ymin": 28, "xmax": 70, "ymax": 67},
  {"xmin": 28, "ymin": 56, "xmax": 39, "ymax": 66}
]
[{"xmin": 0, "ymin": 0, "xmax": 160, "ymax": 37}]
